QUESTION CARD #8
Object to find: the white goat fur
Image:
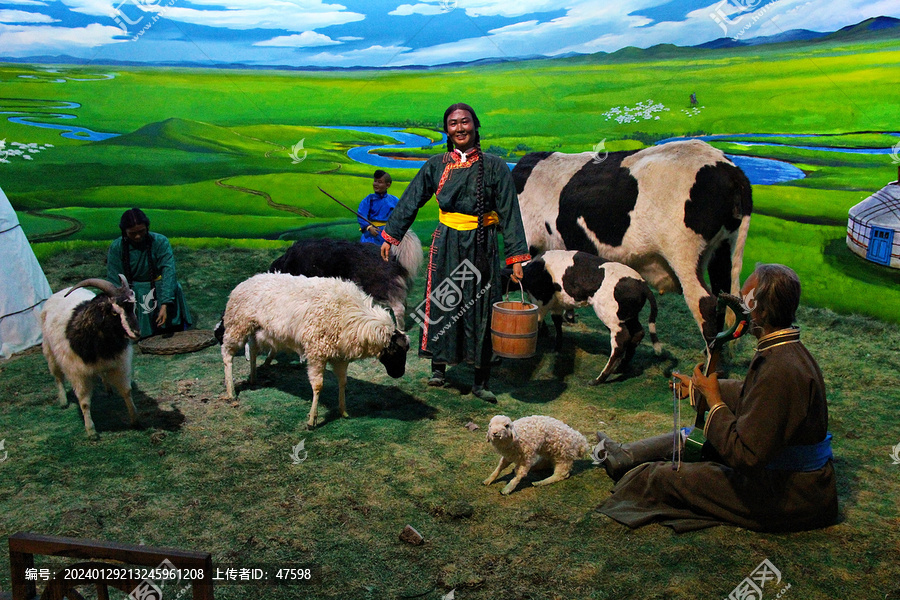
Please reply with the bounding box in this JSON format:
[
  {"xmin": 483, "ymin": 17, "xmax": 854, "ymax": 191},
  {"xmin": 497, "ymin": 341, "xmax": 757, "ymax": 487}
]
[
  {"xmin": 40, "ymin": 287, "xmax": 137, "ymax": 437},
  {"xmin": 221, "ymin": 273, "xmax": 400, "ymax": 428},
  {"xmin": 483, "ymin": 415, "xmax": 590, "ymax": 495}
]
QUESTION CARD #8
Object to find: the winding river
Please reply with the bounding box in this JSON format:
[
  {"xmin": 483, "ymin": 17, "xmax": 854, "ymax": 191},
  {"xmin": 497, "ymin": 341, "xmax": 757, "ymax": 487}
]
[
  {"xmin": 331, "ymin": 126, "xmax": 809, "ymax": 185},
  {"xmin": 5, "ymin": 100, "xmax": 895, "ymax": 185},
  {"xmin": 1, "ymin": 100, "xmax": 119, "ymax": 142},
  {"xmin": 321, "ymin": 125, "xmax": 446, "ymax": 170}
]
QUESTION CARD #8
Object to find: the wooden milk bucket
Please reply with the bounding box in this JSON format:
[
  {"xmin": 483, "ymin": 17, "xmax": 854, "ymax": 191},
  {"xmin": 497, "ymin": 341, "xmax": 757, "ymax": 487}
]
[{"xmin": 491, "ymin": 282, "xmax": 539, "ymax": 358}]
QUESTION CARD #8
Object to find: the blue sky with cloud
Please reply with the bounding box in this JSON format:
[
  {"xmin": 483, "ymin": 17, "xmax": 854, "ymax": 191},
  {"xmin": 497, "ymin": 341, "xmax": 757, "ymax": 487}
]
[{"xmin": 0, "ymin": 0, "xmax": 897, "ymax": 66}]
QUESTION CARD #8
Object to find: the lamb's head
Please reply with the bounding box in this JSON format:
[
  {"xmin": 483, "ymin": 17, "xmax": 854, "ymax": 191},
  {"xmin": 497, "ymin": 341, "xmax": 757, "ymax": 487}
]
[
  {"xmin": 486, "ymin": 415, "xmax": 516, "ymax": 446},
  {"xmin": 378, "ymin": 330, "xmax": 409, "ymax": 378},
  {"xmin": 66, "ymin": 274, "xmax": 140, "ymax": 340}
]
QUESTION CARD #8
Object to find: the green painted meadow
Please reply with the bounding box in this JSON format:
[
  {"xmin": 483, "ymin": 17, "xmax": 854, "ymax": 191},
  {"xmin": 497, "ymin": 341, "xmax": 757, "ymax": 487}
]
[
  {"xmin": 2, "ymin": 33, "xmax": 900, "ymax": 599},
  {"xmin": 2, "ymin": 36, "xmax": 899, "ymax": 322}
]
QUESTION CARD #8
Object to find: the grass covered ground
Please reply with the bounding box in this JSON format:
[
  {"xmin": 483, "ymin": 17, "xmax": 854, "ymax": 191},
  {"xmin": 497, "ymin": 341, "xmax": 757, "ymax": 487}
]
[{"xmin": 1, "ymin": 244, "xmax": 899, "ymax": 599}]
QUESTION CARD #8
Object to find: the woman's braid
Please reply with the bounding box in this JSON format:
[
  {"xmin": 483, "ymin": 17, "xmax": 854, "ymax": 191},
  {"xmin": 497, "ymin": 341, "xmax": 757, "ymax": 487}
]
[{"xmin": 475, "ymin": 137, "xmax": 486, "ymax": 252}]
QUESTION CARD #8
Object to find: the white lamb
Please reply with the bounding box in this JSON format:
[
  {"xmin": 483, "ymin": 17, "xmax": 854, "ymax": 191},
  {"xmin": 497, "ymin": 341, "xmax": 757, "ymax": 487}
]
[
  {"xmin": 219, "ymin": 273, "xmax": 409, "ymax": 429},
  {"xmin": 483, "ymin": 415, "xmax": 590, "ymax": 495}
]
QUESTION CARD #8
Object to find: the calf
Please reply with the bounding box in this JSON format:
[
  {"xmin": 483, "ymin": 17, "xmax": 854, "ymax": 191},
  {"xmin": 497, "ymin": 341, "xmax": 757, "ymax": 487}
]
[
  {"xmin": 512, "ymin": 140, "xmax": 752, "ymax": 342},
  {"xmin": 509, "ymin": 251, "xmax": 661, "ymax": 384}
]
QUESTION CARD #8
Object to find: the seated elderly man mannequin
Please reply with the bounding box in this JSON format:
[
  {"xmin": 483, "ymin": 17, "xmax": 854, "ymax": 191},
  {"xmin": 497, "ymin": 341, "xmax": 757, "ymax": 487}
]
[{"xmin": 594, "ymin": 263, "xmax": 838, "ymax": 532}]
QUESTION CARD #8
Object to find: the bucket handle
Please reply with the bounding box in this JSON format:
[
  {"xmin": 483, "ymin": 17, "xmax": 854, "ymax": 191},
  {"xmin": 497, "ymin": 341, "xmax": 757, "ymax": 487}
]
[{"xmin": 505, "ymin": 279, "xmax": 528, "ymax": 304}]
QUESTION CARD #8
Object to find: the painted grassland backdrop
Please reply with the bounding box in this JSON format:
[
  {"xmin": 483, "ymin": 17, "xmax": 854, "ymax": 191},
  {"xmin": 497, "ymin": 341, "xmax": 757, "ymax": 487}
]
[
  {"xmin": 1, "ymin": 10, "xmax": 900, "ymax": 600},
  {"xmin": 2, "ymin": 29, "xmax": 899, "ymax": 322}
]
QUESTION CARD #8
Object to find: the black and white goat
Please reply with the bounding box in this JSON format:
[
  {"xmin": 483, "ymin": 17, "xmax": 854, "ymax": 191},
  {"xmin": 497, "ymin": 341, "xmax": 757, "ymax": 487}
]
[
  {"xmin": 219, "ymin": 273, "xmax": 409, "ymax": 429},
  {"xmin": 508, "ymin": 251, "xmax": 661, "ymax": 384},
  {"xmin": 268, "ymin": 230, "xmax": 422, "ymax": 330},
  {"xmin": 40, "ymin": 275, "xmax": 140, "ymax": 438}
]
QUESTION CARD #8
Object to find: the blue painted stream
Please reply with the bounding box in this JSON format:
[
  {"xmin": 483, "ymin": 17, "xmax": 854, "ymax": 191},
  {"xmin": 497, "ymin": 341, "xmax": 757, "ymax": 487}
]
[
  {"xmin": 332, "ymin": 126, "xmax": 808, "ymax": 185},
  {"xmin": 1, "ymin": 101, "xmax": 119, "ymax": 141},
  {"xmin": 5, "ymin": 104, "xmax": 896, "ymax": 185}
]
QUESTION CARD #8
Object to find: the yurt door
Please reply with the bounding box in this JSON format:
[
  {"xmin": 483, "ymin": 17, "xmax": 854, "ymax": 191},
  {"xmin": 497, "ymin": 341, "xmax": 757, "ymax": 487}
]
[{"xmin": 866, "ymin": 226, "xmax": 894, "ymax": 265}]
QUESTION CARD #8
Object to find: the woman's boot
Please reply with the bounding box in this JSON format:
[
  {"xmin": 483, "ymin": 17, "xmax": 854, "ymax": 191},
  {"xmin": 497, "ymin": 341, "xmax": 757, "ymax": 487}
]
[{"xmin": 471, "ymin": 367, "xmax": 497, "ymax": 403}]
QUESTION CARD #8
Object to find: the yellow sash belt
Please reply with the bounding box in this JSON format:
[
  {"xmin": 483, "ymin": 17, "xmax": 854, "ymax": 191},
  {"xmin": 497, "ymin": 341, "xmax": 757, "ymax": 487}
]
[{"xmin": 439, "ymin": 209, "xmax": 499, "ymax": 231}]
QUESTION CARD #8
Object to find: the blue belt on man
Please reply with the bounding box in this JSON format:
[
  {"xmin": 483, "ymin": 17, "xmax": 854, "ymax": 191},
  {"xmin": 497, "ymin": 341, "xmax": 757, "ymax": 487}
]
[{"xmin": 765, "ymin": 433, "xmax": 833, "ymax": 471}]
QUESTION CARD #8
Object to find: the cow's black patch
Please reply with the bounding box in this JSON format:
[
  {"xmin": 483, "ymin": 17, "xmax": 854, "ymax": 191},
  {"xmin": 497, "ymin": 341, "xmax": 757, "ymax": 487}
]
[
  {"xmin": 699, "ymin": 294, "xmax": 719, "ymax": 341},
  {"xmin": 66, "ymin": 299, "xmax": 130, "ymax": 364},
  {"xmin": 613, "ymin": 277, "xmax": 647, "ymax": 322},
  {"xmin": 684, "ymin": 162, "xmax": 752, "ymax": 240},
  {"xmin": 560, "ymin": 252, "xmax": 605, "ymax": 303},
  {"xmin": 520, "ymin": 258, "xmax": 559, "ymax": 306},
  {"xmin": 555, "ymin": 151, "xmax": 639, "ymax": 253},
  {"xmin": 708, "ymin": 239, "xmax": 733, "ymax": 295},
  {"xmin": 511, "ymin": 152, "xmax": 554, "ymax": 195}
]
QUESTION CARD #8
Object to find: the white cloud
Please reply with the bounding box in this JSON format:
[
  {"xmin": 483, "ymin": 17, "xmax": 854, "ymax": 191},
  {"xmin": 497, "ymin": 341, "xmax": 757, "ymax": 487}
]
[
  {"xmin": 135, "ymin": 3, "xmax": 363, "ymax": 31},
  {"xmin": 0, "ymin": 0, "xmax": 48, "ymax": 6},
  {"xmin": 59, "ymin": 0, "xmax": 364, "ymax": 32},
  {"xmin": 486, "ymin": 19, "xmax": 539, "ymax": 35},
  {"xmin": 460, "ymin": 0, "xmax": 565, "ymax": 18},
  {"xmin": 255, "ymin": 30, "xmax": 340, "ymax": 47},
  {"xmin": 389, "ymin": 3, "xmax": 442, "ymax": 16},
  {"xmin": 0, "ymin": 22, "xmax": 125, "ymax": 54},
  {"xmin": 0, "ymin": 8, "xmax": 55, "ymax": 22},
  {"xmin": 303, "ymin": 44, "xmax": 412, "ymax": 67}
]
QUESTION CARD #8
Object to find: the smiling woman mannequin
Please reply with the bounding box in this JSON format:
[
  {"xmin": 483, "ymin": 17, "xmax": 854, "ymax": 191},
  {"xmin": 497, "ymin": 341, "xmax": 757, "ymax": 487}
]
[
  {"xmin": 380, "ymin": 103, "xmax": 530, "ymax": 401},
  {"xmin": 106, "ymin": 208, "xmax": 192, "ymax": 338}
]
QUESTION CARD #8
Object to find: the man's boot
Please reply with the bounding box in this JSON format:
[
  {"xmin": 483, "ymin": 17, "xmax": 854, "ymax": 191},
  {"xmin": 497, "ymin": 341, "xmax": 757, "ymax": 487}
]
[{"xmin": 592, "ymin": 432, "xmax": 676, "ymax": 481}]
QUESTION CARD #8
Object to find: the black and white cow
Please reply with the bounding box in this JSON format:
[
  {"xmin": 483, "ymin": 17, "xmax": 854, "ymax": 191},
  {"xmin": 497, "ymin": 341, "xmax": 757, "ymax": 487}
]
[
  {"xmin": 512, "ymin": 140, "xmax": 752, "ymax": 342},
  {"xmin": 506, "ymin": 251, "xmax": 661, "ymax": 384}
]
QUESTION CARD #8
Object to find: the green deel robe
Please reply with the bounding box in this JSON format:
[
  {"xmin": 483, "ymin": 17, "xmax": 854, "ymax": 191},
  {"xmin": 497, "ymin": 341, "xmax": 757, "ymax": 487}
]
[
  {"xmin": 599, "ymin": 331, "xmax": 838, "ymax": 532},
  {"xmin": 106, "ymin": 232, "xmax": 192, "ymax": 337},
  {"xmin": 382, "ymin": 152, "xmax": 531, "ymax": 366}
]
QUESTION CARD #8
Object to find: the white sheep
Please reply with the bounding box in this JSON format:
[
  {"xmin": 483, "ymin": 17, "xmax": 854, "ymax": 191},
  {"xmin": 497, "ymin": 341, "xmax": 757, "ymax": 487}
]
[
  {"xmin": 483, "ymin": 415, "xmax": 590, "ymax": 495},
  {"xmin": 40, "ymin": 276, "xmax": 140, "ymax": 438},
  {"xmin": 219, "ymin": 273, "xmax": 409, "ymax": 429}
]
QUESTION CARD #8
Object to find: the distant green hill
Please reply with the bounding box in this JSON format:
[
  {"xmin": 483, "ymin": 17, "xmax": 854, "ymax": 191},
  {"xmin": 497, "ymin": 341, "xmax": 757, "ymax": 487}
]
[
  {"xmin": 819, "ymin": 16, "xmax": 900, "ymax": 43},
  {"xmin": 97, "ymin": 117, "xmax": 275, "ymax": 155}
]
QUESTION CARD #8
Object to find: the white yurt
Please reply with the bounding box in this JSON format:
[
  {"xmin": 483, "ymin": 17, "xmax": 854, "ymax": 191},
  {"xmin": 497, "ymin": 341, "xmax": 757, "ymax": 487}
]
[
  {"xmin": 846, "ymin": 175, "xmax": 900, "ymax": 269},
  {"xmin": 0, "ymin": 186, "xmax": 53, "ymax": 358}
]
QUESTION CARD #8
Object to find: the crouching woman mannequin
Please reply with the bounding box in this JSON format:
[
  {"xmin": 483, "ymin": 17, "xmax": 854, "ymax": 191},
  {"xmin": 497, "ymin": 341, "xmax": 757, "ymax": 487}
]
[
  {"xmin": 594, "ymin": 264, "xmax": 838, "ymax": 532},
  {"xmin": 106, "ymin": 208, "xmax": 193, "ymax": 338}
]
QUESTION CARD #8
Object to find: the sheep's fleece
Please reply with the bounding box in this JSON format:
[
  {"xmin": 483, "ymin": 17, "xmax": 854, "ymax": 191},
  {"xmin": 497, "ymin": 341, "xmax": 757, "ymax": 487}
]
[
  {"xmin": 483, "ymin": 415, "xmax": 589, "ymax": 495},
  {"xmin": 221, "ymin": 273, "xmax": 407, "ymax": 429}
]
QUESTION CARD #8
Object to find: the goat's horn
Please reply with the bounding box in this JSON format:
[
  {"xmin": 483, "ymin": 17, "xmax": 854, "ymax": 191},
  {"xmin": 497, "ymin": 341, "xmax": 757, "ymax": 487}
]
[{"xmin": 65, "ymin": 278, "xmax": 121, "ymax": 298}]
